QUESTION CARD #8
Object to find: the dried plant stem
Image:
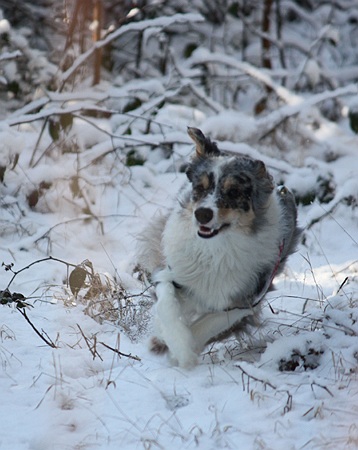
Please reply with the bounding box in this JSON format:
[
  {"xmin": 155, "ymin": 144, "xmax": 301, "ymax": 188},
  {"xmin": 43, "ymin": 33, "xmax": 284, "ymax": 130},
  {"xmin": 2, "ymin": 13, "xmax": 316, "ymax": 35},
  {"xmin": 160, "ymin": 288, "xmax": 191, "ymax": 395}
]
[
  {"xmin": 236, "ymin": 364, "xmax": 292, "ymax": 414},
  {"xmin": 77, "ymin": 324, "xmax": 103, "ymax": 360}
]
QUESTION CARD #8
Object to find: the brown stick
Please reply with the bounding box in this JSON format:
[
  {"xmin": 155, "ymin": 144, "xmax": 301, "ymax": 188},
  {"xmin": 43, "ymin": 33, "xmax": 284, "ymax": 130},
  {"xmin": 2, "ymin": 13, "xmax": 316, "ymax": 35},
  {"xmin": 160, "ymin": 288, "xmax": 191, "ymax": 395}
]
[{"xmin": 100, "ymin": 341, "xmax": 141, "ymax": 361}]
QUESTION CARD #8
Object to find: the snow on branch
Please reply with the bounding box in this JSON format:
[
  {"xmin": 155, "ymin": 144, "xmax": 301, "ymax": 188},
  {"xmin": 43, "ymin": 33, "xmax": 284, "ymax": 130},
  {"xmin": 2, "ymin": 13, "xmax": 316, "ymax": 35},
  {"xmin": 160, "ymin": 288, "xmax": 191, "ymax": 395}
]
[
  {"xmin": 188, "ymin": 48, "xmax": 296, "ymax": 104},
  {"xmin": 0, "ymin": 50, "xmax": 22, "ymax": 61},
  {"xmin": 59, "ymin": 12, "xmax": 204, "ymax": 88},
  {"xmin": 189, "ymin": 48, "xmax": 358, "ymax": 115},
  {"xmin": 255, "ymin": 83, "xmax": 358, "ymax": 141},
  {"xmin": 7, "ymin": 103, "xmax": 115, "ymax": 127}
]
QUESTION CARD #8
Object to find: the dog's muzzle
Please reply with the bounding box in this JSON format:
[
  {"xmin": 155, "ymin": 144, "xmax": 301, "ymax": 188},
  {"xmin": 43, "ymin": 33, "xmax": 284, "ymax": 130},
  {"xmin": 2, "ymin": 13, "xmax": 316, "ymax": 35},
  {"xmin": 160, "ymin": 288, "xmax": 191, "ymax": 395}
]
[{"xmin": 194, "ymin": 207, "xmax": 229, "ymax": 239}]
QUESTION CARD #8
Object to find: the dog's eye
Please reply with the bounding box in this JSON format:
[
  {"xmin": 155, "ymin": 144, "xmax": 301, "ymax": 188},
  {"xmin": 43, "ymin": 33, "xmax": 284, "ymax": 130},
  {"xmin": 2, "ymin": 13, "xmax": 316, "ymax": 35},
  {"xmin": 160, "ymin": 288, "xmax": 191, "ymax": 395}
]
[
  {"xmin": 194, "ymin": 184, "xmax": 206, "ymax": 194},
  {"xmin": 192, "ymin": 182, "xmax": 210, "ymax": 201},
  {"xmin": 226, "ymin": 187, "xmax": 239, "ymax": 199}
]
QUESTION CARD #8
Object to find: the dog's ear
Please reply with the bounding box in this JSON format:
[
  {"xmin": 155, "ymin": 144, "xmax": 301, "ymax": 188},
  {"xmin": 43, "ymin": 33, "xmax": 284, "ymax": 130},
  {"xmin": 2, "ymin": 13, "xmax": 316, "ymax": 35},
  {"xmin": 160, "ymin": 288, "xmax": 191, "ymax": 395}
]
[
  {"xmin": 186, "ymin": 164, "xmax": 193, "ymax": 182},
  {"xmin": 187, "ymin": 127, "xmax": 221, "ymax": 158},
  {"xmin": 253, "ymin": 160, "xmax": 274, "ymax": 192},
  {"xmin": 251, "ymin": 160, "xmax": 274, "ymax": 210}
]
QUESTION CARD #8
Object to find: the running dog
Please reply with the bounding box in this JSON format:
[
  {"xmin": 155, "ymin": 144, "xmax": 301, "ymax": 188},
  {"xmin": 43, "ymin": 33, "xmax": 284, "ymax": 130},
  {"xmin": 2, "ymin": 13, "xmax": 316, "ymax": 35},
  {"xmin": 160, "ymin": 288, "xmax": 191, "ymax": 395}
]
[{"xmin": 138, "ymin": 127, "xmax": 301, "ymax": 368}]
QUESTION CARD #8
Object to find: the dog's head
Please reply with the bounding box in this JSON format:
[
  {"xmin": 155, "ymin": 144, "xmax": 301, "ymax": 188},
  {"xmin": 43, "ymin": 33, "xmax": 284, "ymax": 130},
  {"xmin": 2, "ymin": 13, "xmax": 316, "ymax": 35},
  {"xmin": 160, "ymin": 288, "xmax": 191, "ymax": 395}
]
[{"xmin": 186, "ymin": 127, "xmax": 274, "ymax": 238}]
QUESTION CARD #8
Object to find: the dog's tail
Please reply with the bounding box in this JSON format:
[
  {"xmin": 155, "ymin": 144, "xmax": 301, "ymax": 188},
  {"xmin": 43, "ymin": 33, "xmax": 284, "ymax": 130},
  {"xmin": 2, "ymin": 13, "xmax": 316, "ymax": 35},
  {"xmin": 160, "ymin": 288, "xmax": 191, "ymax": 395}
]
[{"xmin": 276, "ymin": 186, "xmax": 302, "ymax": 274}]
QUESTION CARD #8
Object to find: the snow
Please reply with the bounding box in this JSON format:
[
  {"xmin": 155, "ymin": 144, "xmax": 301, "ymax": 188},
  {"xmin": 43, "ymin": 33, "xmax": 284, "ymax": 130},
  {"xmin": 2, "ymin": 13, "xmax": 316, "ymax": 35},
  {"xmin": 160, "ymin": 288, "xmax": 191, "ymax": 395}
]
[
  {"xmin": 1, "ymin": 5, "xmax": 358, "ymax": 450},
  {"xmin": 59, "ymin": 13, "xmax": 204, "ymax": 86},
  {"xmin": 0, "ymin": 18, "xmax": 10, "ymax": 34},
  {"xmin": 1, "ymin": 107, "xmax": 357, "ymax": 448}
]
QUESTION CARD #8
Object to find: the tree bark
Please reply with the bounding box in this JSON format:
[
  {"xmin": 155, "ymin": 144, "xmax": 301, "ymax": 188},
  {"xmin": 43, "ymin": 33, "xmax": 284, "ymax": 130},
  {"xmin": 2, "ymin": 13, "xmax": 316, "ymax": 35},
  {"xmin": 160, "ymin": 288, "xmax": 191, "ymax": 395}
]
[
  {"xmin": 92, "ymin": 0, "xmax": 103, "ymax": 85},
  {"xmin": 261, "ymin": 0, "xmax": 273, "ymax": 69}
]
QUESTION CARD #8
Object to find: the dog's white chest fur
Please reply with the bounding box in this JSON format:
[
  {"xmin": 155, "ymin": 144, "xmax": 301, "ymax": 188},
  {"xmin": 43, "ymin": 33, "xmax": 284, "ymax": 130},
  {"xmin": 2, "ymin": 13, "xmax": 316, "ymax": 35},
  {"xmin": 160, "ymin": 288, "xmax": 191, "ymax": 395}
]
[
  {"xmin": 139, "ymin": 127, "xmax": 300, "ymax": 368},
  {"xmin": 162, "ymin": 193, "xmax": 281, "ymax": 313}
]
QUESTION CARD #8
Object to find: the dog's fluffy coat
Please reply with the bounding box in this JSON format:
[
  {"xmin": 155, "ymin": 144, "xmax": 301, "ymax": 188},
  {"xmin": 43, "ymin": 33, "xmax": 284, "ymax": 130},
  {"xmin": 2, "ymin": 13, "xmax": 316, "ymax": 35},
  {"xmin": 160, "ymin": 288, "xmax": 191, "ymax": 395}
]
[{"xmin": 138, "ymin": 127, "xmax": 300, "ymax": 368}]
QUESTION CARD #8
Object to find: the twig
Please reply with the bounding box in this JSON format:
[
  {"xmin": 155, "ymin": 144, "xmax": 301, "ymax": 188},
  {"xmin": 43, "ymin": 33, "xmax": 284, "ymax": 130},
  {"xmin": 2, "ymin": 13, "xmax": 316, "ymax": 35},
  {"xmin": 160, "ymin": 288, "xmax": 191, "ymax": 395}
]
[
  {"xmin": 311, "ymin": 381, "xmax": 334, "ymax": 398},
  {"xmin": 336, "ymin": 277, "xmax": 349, "ymax": 295},
  {"xmin": 34, "ymin": 215, "xmax": 135, "ymax": 245},
  {"xmin": 307, "ymin": 199, "xmax": 358, "ymax": 246},
  {"xmin": 16, "ymin": 307, "xmax": 57, "ymax": 348},
  {"xmin": 302, "ymin": 252, "xmax": 326, "ymax": 303},
  {"xmin": 236, "ymin": 363, "xmax": 276, "ymax": 391},
  {"xmin": 99, "ymin": 341, "xmax": 141, "ymax": 361},
  {"xmin": 77, "ymin": 324, "xmax": 103, "ymax": 360},
  {"xmin": 306, "ymin": 200, "xmax": 340, "ymax": 230},
  {"xmin": 29, "ymin": 118, "xmax": 49, "ymax": 167},
  {"xmin": 236, "ymin": 364, "xmax": 293, "ymax": 414},
  {"xmin": 6, "ymin": 256, "xmax": 79, "ymax": 290}
]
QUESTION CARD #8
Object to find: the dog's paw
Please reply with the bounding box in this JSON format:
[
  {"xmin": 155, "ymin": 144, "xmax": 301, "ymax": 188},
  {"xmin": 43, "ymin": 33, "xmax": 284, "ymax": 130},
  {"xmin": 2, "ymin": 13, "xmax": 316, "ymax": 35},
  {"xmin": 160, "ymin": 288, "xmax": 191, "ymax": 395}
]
[
  {"xmin": 171, "ymin": 349, "xmax": 198, "ymax": 369},
  {"xmin": 150, "ymin": 337, "xmax": 198, "ymax": 368},
  {"xmin": 149, "ymin": 336, "xmax": 168, "ymax": 354}
]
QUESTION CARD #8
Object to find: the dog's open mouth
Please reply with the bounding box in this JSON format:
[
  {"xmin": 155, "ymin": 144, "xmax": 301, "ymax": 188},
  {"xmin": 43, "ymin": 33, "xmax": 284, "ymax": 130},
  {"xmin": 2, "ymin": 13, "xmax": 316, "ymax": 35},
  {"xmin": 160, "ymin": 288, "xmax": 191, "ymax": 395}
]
[{"xmin": 198, "ymin": 224, "xmax": 230, "ymax": 239}]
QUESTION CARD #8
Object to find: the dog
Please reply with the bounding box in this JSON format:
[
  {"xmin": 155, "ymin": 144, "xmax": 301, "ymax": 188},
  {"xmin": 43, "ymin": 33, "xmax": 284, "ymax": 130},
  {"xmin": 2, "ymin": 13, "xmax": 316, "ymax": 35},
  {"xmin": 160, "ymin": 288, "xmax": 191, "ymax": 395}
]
[{"xmin": 137, "ymin": 127, "xmax": 301, "ymax": 368}]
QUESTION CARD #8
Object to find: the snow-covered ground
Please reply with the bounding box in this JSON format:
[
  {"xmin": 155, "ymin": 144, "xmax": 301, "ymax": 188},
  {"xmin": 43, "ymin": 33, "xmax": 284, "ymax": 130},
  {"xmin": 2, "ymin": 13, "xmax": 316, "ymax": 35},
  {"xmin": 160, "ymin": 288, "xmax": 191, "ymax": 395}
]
[
  {"xmin": 1, "ymin": 6, "xmax": 358, "ymax": 450},
  {"xmin": 1, "ymin": 97, "xmax": 357, "ymax": 449}
]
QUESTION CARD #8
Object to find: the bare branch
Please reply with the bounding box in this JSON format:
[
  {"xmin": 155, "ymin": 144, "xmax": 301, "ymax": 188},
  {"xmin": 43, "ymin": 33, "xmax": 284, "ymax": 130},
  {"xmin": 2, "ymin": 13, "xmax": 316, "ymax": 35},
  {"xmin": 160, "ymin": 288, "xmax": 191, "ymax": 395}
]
[
  {"xmin": 99, "ymin": 341, "xmax": 141, "ymax": 362},
  {"xmin": 16, "ymin": 307, "xmax": 57, "ymax": 348},
  {"xmin": 6, "ymin": 256, "xmax": 79, "ymax": 290}
]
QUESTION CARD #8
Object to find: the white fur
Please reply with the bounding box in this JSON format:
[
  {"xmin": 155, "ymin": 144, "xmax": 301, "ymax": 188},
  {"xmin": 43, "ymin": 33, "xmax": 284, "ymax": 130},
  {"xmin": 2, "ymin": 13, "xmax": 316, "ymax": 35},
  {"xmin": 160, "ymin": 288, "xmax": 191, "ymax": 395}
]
[
  {"xmin": 162, "ymin": 191, "xmax": 281, "ymax": 312},
  {"xmin": 154, "ymin": 280, "xmax": 198, "ymax": 368},
  {"xmin": 149, "ymin": 189, "xmax": 283, "ymax": 368}
]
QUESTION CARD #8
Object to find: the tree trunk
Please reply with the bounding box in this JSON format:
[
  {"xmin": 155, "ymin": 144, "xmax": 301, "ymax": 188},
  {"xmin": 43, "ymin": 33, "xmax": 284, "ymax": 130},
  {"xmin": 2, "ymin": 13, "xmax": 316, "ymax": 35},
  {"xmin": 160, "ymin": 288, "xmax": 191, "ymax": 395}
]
[
  {"xmin": 92, "ymin": 0, "xmax": 103, "ymax": 85},
  {"xmin": 261, "ymin": 0, "xmax": 273, "ymax": 69}
]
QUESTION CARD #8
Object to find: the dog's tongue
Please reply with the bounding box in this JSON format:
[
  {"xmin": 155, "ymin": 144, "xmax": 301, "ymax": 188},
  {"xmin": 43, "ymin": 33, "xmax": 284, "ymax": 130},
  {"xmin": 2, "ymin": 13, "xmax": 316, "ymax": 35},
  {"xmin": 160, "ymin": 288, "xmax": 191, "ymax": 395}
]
[
  {"xmin": 198, "ymin": 226, "xmax": 217, "ymax": 238},
  {"xmin": 198, "ymin": 223, "xmax": 229, "ymax": 238}
]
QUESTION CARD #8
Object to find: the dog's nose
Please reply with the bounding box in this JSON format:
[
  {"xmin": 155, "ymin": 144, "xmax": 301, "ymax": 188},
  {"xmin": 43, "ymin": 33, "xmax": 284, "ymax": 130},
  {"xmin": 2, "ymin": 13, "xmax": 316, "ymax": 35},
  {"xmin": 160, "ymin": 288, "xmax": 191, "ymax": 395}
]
[{"xmin": 195, "ymin": 207, "xmax": 214, "ymax": 224}]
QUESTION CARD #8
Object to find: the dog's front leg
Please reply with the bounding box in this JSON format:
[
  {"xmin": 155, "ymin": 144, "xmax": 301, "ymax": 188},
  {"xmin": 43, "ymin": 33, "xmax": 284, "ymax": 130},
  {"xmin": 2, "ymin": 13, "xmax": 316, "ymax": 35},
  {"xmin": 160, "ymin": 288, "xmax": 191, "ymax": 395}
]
[
  {"xmin": 190, "ymin": 308, "xmax": 254, "ymax": 352},
  {"xmin": 154, "ymin": 281, "xmax": 198, "ymax": 368}
]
